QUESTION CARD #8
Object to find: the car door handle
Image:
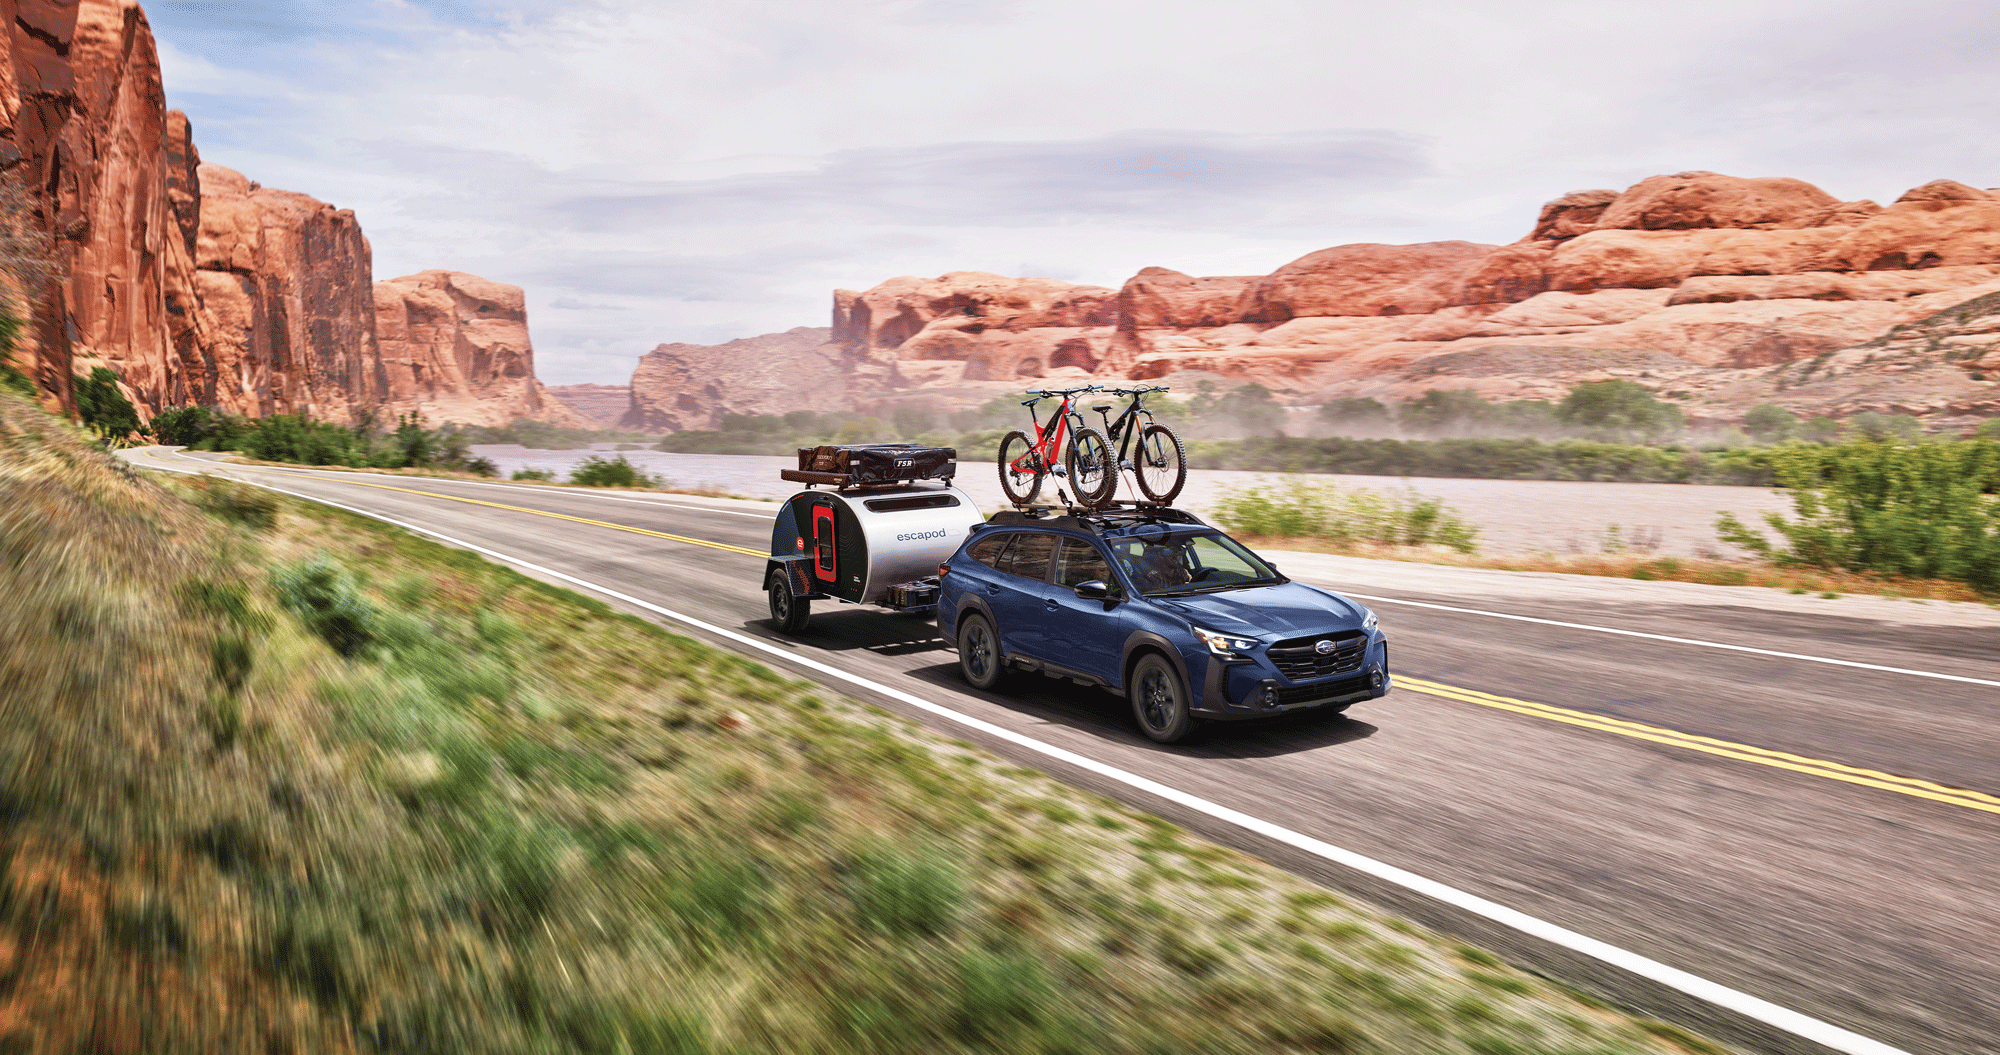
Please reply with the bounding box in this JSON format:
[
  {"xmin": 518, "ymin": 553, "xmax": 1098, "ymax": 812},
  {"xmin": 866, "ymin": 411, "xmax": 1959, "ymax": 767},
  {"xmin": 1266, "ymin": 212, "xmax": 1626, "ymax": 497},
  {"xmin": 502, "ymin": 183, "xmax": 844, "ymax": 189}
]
[{"xmin": 1044, "ymin": 598, "xmax": 1059, "ymax": 611}]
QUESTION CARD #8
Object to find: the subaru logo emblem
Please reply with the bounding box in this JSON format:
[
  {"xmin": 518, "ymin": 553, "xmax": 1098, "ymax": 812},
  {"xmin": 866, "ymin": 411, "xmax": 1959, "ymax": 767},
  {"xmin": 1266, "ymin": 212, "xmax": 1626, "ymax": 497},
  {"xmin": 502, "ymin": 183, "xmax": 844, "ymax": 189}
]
[{"xmin": 1314, "ymin": 639, "xmax": 1336, "ymax": 655}]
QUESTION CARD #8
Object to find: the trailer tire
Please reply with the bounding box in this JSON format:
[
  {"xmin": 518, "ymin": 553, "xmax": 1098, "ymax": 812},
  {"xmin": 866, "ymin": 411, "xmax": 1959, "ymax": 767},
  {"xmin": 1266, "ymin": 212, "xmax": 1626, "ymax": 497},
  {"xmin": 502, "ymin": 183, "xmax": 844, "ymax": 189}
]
[
  {"xmin": 957, "ymin": 613, "xmax": 1005, "ymax": 690},
  {"xmin": 768, "ymin": 569, "xmax": 810, "ymax": 634}
]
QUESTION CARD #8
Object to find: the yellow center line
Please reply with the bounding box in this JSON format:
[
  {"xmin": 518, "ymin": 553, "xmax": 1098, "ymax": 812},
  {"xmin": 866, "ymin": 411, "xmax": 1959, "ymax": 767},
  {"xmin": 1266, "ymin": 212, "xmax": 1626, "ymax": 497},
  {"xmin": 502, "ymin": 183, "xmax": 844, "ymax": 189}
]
[
  {"xmin": 1398, "ymin": 675, "xmax": 2000, "ymax": 816},
  {"xmin": 235, "ymin": 465, "xmax": 766, "ymax": 557}
]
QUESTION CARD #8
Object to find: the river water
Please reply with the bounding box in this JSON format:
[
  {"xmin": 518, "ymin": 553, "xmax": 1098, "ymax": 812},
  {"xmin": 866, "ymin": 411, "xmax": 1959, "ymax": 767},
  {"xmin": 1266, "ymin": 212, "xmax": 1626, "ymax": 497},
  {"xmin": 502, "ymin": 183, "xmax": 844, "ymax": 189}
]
[{"xmin": 472, "ymin": 445, "xmax": 1797, "ymax": 558}]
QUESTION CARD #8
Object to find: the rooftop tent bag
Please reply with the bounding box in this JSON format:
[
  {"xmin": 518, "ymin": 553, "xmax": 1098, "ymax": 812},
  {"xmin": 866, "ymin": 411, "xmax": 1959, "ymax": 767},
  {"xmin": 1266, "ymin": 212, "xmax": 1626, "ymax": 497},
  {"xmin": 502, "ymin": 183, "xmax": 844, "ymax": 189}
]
[{"xmin": 794, "ymin": 443, "xmax": 956, "ymax": 485}]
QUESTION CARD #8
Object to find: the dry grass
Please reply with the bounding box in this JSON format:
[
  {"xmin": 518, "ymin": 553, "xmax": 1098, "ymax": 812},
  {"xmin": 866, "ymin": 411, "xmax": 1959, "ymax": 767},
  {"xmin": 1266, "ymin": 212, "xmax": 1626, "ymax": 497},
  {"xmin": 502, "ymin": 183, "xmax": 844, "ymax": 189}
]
[{"xmin": 3, "ymin": 393, "xmax": 1740, "ymax": 1053}]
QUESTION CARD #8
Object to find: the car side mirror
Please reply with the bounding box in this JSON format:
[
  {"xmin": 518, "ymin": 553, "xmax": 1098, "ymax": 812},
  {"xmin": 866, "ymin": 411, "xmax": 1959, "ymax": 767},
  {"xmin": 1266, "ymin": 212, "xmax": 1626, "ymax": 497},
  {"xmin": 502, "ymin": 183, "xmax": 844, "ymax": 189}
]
[{"xmin": 1074, "ymin": 579, "xmax": 1117, "ymax": 602}]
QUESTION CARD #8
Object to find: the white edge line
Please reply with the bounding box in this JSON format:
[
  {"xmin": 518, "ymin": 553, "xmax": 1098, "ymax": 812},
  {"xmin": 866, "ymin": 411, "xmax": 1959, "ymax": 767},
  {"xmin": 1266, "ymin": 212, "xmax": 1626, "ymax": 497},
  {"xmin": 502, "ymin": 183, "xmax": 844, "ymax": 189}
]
[
  {"xmin": 203, "ymin": 468, "xmax": 1908, "ymax": 1055},
  {"xmin": 1344, "ymin": 592, "xmax": 2000, "ymax": 690}
]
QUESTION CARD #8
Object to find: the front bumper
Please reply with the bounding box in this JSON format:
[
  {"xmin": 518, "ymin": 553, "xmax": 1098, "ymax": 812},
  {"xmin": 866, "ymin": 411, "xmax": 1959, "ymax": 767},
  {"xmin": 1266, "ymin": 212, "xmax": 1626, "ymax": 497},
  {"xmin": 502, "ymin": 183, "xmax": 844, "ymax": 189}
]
[{"xmin": 1194, "ymin": 638, "xmax": 1391, "ymax": 720}]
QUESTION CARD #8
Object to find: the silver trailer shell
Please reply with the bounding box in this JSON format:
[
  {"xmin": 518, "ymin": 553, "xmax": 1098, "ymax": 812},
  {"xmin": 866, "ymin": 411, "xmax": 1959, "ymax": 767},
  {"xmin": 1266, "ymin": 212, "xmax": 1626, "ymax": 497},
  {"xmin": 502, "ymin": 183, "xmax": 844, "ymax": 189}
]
[{"xmin": 776, "ymin": 484, "xmax": 983, "ymax": 603}]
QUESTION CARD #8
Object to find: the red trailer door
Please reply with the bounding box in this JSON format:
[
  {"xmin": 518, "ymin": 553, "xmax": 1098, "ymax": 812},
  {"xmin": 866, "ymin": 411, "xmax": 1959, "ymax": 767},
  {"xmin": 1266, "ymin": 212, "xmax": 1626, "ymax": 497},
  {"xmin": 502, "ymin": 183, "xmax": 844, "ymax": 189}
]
[{"xmin": 811, "ymin": 503, "xmax": 837, "ymax": 583}]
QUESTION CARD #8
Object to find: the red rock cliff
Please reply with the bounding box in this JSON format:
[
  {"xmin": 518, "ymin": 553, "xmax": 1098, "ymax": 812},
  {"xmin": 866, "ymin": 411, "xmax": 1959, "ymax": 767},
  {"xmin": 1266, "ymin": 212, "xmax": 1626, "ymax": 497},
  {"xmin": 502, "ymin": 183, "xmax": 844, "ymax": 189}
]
[
  {"xmin": 0, "ymin": 0, "xmax": 577, "ymax": 427},
  {"xmin": 374, "ymin": 269, "xmax": 591, "ymax": 429}
]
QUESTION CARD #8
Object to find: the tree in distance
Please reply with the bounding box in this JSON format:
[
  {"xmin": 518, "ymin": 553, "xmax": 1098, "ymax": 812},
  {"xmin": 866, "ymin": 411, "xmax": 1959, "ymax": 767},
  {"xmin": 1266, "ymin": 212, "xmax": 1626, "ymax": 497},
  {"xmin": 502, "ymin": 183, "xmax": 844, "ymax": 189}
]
[
  {"xmin": 1743, "ymin": 403, "xmax": 1797, "ymax": 443},
  {"xmin": 1554, "ymin": 380, "xmax": 1684, "ymax": 443},
  {"xmin": 74, "ymin": 366, "xmax": 141, "ymax": 441}
]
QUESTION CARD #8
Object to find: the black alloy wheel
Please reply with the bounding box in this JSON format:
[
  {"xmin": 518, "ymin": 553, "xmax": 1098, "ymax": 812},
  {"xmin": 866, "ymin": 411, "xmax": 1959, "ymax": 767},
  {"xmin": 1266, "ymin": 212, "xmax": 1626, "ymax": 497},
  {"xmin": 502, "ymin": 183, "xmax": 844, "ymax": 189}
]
[
  {"xmin": 1134, "ymin": 423, "xmax": 1188, "ymax": 504},
  {"xmin": 768, "ymin": 569, "xmax": 810, "ymax": 633},
  {"xmin": 1131, "ymin": 652, "xmax": 1198, "ymax": 743},
  {"xmin": 957, "ymin": 613, "xmax": 1005, "ymax": 690},
  {"xmin": 997, "ymin": 430, "xmax": 1043, "ymax": 506},
  {"xmin": 1066, "ymin": 426, "xmax": 1117, "ymax": 509}
]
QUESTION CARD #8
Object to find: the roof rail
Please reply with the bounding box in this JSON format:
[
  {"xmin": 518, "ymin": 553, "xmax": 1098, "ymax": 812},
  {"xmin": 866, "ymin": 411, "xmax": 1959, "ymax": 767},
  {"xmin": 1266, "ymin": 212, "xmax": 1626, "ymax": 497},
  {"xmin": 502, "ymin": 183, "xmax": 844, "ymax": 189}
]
[{"xmin": 987, "ymin": 504, "xmax": 1207, "ymax": 534}]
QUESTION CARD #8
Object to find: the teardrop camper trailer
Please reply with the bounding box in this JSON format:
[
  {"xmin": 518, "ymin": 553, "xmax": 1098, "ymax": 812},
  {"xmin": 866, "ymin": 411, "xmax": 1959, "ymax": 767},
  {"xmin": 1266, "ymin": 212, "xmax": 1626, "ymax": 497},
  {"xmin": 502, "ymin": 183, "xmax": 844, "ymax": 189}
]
[{"xmin": 765, "ymin": 444, "xmax": 983, "ymax": 633}]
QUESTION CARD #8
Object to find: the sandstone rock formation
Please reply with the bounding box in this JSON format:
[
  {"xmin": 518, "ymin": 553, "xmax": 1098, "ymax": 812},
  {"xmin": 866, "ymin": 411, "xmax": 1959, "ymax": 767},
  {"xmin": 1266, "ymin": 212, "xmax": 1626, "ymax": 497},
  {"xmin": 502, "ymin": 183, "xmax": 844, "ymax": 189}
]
[
  {"xmin": 194, "ymin": 163, "xmax": 387, "ymax": 419},
  {"xmin": 374, "ymin": 269, "xmax": 591, "ymax": 429},
  {"xmin": 545, "ymin": 383, "xmax": 632, "ymax": 427},
  {"xmin": 786, "ymin": 168, "xmax": 2000, "ymax": 430},
  {"xmin": 619, "ymin": 327, "xmax": 854, "ymax": 432},
  {"xmin": 0, "ymin": 0, "xmax": 578, "ymax": 429}
]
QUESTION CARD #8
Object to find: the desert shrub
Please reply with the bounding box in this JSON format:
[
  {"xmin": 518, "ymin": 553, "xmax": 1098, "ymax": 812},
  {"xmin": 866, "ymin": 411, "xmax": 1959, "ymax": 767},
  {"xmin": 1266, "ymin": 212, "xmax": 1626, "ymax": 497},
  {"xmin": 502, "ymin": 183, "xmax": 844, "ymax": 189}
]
[
  {"xmin": 1214, "ymin": 477, "xmax": 1480, "ymax": 552},
  {"xmin": 1716, "ymin": 439, "xmax": 2000, "ymax": 592},
  {"xmin": 190, "ymin": 475, "xmax": 279, "ymax": 530},
  {"xmin": 272, "ymin": 554, "xmax": 381, "ymax": 657},
  {"xmin": 568, "ymin": 454, "xmax": 661, "ymax": 488},
  {"xmin": 510, "ymin": 467, "xmax": 556, "ymax": 481}
]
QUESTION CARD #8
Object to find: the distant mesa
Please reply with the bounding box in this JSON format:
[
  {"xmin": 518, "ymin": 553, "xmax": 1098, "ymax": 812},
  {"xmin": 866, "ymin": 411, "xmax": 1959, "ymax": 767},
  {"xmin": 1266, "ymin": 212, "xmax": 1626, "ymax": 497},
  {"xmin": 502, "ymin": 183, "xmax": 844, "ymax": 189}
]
[
  {"xmin": 545, "ymin": 384, "xmax": 633, "ymax": 428},
  {"xmin": 623, "ymin": 168, "xmax": 2000, "ymax": 433}
]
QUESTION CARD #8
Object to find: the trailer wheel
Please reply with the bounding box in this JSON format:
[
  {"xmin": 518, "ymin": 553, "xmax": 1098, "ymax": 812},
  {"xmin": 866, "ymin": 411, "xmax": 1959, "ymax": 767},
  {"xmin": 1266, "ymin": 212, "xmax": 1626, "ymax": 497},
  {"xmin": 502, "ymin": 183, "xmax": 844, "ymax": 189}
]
[{"xmin": 768, "ymin": 570, "xmax": 810, "ymax": 633}]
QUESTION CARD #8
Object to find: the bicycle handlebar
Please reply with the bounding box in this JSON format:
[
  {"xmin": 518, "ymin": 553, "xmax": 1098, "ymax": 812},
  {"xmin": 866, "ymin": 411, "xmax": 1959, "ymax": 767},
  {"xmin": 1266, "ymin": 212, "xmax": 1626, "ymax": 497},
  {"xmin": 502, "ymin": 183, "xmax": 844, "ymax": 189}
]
[{"xmin": 1026, "ymin": 385, "xmax": 1102, "ymax": 397}]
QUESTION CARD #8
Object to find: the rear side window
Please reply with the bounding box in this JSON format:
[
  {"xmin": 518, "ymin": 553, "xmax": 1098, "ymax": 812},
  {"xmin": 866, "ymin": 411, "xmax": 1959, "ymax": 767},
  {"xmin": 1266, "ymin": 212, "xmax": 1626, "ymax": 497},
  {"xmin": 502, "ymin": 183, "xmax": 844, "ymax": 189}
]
[
  {"xmin": 967, "ymin": 533, "xmax": 1014, "ymax": 569},
  {"xmin": 1054, "ymin": 537, "xmax": 1111, "ymax": 587},
  {"xmin": 997, "ymin": 532, "xmax": 1056, "ymax": 582}
]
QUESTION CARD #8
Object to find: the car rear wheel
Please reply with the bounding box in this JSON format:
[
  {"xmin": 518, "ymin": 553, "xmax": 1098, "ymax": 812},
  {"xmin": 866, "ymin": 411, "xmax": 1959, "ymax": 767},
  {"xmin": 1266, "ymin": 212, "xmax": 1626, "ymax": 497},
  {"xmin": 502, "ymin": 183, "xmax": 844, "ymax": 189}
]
[
  {"xmin": 768, "ymin": 569, "xmax": 810, "ymax": 633},
  {"xmin": 957, "ymin": 612, "xmax": 1005, "ymax": 690},
  {"xmin": 1131, "ymin": 653, "xmax": 1199, "ymax": 743}
]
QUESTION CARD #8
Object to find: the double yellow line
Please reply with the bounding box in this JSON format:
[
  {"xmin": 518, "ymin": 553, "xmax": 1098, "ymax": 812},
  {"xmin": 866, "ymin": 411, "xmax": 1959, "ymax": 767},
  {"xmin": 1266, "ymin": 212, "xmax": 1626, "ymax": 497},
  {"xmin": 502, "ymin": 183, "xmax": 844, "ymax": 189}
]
[
  {"xmin": 1399, "ymin": 676, "xmax": 2000, "ymax": 816},
  {"xmin": 227, "ymin": 460, "xmax": 2000, "ymax": 819},
  {"xmin": 243, "ymin": 468, "xmax": 766, "ymax": 557}
]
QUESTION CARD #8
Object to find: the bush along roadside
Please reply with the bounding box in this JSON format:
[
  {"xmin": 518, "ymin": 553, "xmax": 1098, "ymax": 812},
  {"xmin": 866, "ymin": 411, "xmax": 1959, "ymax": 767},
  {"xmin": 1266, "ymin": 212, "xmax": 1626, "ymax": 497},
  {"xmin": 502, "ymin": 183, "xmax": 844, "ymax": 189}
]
[
  {"xmin": 1212, "ymin": 476, "xmax": 1481, "ymax": 553},
  {"xmin": 150, "ymin": 405, "xmax": 499, "ymax": 475},
  {"xmin": 1718, "ymin": 439, "xmax": 2000, "ymax": 594},
  {"xmin": 0, "ymin": 386, "xmax": 1739, "ymax": 1054}
]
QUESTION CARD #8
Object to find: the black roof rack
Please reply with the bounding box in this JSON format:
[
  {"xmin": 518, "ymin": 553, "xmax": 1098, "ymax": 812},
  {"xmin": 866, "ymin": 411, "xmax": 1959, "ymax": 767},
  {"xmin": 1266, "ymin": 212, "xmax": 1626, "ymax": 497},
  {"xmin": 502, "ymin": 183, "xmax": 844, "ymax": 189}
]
[{"xmin": 985, "ymin": 504, "xmax": 1207, "ymax": 536}]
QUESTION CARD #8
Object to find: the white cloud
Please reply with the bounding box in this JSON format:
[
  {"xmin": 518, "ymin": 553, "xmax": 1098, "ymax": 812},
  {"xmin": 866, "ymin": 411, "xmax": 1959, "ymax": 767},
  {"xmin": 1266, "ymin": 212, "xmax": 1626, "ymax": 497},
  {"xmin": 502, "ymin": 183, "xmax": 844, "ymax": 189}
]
[{"xmin": 145, "ymin": 0, "xmax": 2000, "ymax": 383}]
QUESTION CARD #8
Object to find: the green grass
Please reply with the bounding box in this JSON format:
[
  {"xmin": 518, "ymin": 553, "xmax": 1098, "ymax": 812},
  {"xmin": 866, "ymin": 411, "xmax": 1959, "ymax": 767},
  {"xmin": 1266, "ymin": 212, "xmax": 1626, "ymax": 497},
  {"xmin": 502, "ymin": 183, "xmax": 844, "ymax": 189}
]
[{"xmin": 0, "ymin": 387, "xmax": 1744, "ymax": 1054}]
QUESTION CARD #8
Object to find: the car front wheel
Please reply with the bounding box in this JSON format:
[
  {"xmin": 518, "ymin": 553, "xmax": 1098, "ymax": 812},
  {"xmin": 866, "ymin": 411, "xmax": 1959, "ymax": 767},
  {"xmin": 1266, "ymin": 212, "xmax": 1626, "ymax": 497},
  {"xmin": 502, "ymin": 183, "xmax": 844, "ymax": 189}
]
[
  {"xmin": 1131, "ymin": 653, "xmax": 1199, "ymax": 743},
  {"xmin": 957, "ymin": 612, "xmax": 1005, "ymax": 690}
]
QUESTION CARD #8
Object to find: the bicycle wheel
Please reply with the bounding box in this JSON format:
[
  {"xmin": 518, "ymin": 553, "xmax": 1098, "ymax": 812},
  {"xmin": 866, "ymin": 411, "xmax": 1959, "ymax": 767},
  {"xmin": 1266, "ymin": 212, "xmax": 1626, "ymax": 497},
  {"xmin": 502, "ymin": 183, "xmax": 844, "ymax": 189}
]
[
  {"xmin": 1065, "ymin": 426, "xmax": 1117, "ymax": 508},
  {"xmin": 1134, "ymin": 423, "xmax": 1187, "ymax": 504},
  {"xmin": 997, "ymin": 430, "xmax": 1043, "ymax": 505}
]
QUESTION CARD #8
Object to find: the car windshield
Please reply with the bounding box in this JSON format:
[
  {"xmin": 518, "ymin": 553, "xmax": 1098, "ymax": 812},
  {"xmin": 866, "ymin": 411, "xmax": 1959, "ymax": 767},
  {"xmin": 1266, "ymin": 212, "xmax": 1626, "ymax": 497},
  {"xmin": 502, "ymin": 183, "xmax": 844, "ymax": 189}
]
[{"xmin": 1106, "ymin": 529, "xmax": 1282, "ymax": 596}]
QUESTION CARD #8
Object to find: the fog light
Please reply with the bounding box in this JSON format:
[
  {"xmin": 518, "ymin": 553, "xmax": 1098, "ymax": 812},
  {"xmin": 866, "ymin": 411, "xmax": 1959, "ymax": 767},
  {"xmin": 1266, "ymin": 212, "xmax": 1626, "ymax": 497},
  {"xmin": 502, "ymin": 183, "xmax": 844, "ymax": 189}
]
[
  {"xmin": 1369, "ymin": 668, "xmax": 1384, "ymax": 690},
  {"xmin": 1261, "ymin": 686, "xmax": 1277, "ymax": 706}
]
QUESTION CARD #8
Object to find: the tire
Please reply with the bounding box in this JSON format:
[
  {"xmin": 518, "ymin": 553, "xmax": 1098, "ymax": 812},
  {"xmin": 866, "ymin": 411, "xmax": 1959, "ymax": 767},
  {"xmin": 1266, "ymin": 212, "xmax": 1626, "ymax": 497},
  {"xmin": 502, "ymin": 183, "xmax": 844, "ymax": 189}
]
[
  {"xmin": 957, "ymin": 612, "xmax": 1005, "ymax": 690},
  {"xmin": 767, "ymin": 569, "xmax": 810, "ymax": 634},
  {"xmin": 997, "ymin": 430, "xmax": 1042, "ymax": 506},
  {"xmin": 1065, "ymin": 426, "xmax": 1117, "ymax": 509},
  {"xmin": 1134, "ymin": 423, "xmax": 1187, "ymax": 504},
  {"xmin": 1130, "ymin": 652, "xmax": 1199, "ymax": 743}
]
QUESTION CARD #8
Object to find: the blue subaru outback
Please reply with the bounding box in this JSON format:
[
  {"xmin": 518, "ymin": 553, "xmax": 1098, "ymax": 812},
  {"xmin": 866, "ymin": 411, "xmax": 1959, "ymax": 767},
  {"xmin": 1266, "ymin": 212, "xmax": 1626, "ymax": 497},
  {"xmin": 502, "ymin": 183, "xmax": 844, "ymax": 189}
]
[{"xmin": 937, "ymin": 508, "xmax": 1390, "ymax": 743}]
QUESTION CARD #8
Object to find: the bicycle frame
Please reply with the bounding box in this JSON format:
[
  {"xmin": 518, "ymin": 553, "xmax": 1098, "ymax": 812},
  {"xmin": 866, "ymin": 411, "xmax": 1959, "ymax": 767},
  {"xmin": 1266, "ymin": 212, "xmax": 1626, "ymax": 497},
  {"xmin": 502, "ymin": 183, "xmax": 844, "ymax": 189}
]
[
  {"xmin": 1011, "ymin": 386, "xmax": 1097, "ymax": 476},
  {"xmin": 1094, "ymin": 385, "xmax": 1166, "ymax": 467}
]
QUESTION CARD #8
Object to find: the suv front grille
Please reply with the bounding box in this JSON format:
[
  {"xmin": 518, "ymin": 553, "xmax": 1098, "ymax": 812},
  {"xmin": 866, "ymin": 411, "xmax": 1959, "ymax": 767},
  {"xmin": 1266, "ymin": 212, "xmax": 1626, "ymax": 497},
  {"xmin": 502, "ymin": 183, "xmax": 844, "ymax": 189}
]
[
  {"xmin": 1267, "ymin": 631, "xmax": 1366, "ymax": 681},
  {"xmin": 1271, "ymin": 674, "xmax": 1372, "ymax": 706}
]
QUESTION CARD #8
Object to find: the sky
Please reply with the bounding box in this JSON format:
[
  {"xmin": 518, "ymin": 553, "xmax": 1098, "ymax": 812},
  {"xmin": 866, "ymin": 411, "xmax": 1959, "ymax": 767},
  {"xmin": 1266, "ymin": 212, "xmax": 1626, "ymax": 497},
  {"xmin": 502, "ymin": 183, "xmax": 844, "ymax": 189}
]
[{"xmin": 146, "ymin": 0, "xmax": 2000, "ymax": 385}]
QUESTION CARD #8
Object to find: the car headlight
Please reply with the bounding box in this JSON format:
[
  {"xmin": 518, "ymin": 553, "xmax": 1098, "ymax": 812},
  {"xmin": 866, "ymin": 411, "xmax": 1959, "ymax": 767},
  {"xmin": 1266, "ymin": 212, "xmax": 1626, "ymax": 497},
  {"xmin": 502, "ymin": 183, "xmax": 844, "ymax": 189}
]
[
  {"xmin": 1361, "ymin": 607, "xmax": 1379, "ymax": 633},
  {"xmin": 1192, "ymin": 625, "xmax": 1259, "ymax": 657}
]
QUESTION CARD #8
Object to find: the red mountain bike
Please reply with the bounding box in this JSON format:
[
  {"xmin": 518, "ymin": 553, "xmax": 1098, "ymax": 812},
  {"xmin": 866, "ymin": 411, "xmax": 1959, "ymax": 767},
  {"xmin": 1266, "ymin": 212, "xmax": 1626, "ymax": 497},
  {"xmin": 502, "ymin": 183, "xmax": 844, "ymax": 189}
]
[{"xmin": 997, "ymin": 386, "xmax": 1115, "ymax": 507}]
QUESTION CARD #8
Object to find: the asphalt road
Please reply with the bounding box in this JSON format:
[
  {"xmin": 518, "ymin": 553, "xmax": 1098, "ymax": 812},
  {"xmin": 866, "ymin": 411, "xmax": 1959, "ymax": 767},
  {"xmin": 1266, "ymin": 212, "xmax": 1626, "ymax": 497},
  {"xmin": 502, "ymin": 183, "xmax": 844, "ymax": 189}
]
[{"xmin": 127, "ymin": 448, "xmax": 2000, "ymax": 1055}]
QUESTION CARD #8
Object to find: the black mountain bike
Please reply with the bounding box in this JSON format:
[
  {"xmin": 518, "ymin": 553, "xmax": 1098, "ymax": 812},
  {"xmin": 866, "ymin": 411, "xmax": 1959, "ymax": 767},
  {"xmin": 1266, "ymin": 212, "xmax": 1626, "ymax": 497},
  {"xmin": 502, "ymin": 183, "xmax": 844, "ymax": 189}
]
[{"xmin": 1088, "ymin": 385, "xmax": 1187, "ymax": 506}]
